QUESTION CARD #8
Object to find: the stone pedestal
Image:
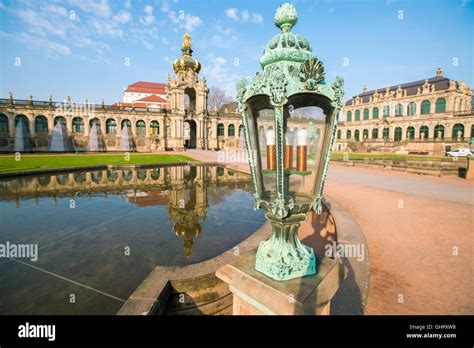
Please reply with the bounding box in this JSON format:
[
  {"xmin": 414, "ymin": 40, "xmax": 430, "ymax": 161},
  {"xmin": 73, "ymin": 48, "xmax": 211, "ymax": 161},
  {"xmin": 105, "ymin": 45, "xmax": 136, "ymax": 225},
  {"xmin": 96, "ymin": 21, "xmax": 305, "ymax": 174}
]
[{"xmin": 216, "ymin": 250, "xmax": 347, "ymax": 315}]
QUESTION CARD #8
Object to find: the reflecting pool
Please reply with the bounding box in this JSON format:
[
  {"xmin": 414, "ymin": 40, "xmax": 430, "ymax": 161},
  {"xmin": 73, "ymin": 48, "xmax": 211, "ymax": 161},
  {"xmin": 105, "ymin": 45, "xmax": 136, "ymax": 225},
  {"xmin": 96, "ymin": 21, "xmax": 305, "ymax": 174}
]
[{"xmin": 0, "ymin": 164, "xmax": 265, "ymax": 314}]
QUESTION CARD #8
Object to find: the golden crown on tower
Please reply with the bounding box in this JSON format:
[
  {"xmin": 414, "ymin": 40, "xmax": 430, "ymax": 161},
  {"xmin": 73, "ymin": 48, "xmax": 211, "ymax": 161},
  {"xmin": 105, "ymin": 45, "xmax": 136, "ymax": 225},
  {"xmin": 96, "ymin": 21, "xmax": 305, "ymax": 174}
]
[
  {"xmin": 172, "ymin": 32, "xmax": 201, "ymax": 74},
  {"xmin": 183, "ymin": 33, "xmax": 191, "ymax": 48}
]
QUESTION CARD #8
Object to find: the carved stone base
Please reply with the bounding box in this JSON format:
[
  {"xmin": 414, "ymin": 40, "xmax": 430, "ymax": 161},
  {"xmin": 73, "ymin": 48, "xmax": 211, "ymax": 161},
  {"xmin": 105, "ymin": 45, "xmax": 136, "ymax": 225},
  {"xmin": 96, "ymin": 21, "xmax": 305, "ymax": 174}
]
[
  {"xmin": 255, "ymin": 213, "xmax": 316, "ymax": 281},
  {"xmin": 216, "ymin": 250, "xmax": 347, "ymax": 315}
]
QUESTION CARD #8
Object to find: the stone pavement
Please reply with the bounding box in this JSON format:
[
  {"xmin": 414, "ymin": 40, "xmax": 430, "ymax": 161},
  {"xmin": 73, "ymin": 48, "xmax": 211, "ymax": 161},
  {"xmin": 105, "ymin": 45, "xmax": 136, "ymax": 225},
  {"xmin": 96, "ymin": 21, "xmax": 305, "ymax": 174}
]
[
  {"xmin": 326, "ymin": 163, "xmax": 473, "ymax": 314},
  {"xmin": 185, "ymin": 149, "xmax": 473, "ymax": 314}
]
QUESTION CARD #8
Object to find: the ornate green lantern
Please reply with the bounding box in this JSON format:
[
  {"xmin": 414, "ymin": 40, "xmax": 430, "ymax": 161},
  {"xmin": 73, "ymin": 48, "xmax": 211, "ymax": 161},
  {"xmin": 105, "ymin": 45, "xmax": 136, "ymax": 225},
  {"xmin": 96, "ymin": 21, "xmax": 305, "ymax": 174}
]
[{"xmin": 236, "ymin": 3, "xmax": 344, "ymax": 281}]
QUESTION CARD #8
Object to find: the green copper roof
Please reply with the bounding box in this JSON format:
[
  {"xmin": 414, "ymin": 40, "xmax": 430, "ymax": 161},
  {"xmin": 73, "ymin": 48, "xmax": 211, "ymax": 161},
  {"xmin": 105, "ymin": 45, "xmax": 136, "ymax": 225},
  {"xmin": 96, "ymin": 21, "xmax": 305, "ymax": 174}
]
[{"xmin": 260, "ymin": 3, "xmax": 313, "ymax": 68}]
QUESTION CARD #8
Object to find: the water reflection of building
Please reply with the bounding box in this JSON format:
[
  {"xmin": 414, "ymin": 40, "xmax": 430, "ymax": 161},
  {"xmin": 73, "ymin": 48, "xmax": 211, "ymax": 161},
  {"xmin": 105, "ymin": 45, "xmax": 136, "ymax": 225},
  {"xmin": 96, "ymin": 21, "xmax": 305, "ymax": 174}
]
[{"xmin": 0, "ymin": 165, "xmax": 252, "ymax": 257}]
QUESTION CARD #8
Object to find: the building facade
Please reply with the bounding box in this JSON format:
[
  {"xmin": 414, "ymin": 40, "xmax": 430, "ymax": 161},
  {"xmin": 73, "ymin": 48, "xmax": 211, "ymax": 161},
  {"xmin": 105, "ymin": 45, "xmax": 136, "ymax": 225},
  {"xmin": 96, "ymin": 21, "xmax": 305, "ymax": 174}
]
[
  {"xmin": 0, "ymin": 34, "xmax": 248, "ymax": 153},
  {"xmin": 334, "ymin": 69, "xmax": 474, "ymax": 155},
  {"xmin": 122, "ymin": 81, "xmax": 167, "ymax": 107}
]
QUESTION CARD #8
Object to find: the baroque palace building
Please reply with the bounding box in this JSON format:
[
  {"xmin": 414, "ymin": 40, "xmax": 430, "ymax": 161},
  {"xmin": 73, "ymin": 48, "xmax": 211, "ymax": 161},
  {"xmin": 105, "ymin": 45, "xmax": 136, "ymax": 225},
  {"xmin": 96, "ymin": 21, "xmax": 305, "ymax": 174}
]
[
  {"xmin": 0, "ymin": 34, "xmax": 247, "ymax": 153},
  {"xmin": 334, "ymin": 68, "xmax": 473, "ymax": 155}
]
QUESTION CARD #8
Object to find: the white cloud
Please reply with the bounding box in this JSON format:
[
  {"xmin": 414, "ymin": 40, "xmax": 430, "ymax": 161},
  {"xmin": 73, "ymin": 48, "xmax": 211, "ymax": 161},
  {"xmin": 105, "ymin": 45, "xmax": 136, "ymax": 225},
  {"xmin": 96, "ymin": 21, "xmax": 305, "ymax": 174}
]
[
  {"xmin": 251, "ymin": 13, "xmax": 263, "ymax": 24},
  {"xmin": 68, "ymin": 0, "xmax": 111, "ymax": 18},
  {"xmin": 140, "ymin": 15, "xmax": 155, "ymax": 25},
  {"xmin": 129, "ymin": 26, "xmax": 159, "ymax": 49},
  {"xmin": 182, "ymin": 14, "xmax": 203, "ymax": 32},
  {"xmin": 161, "ymin": 1, "xmax": 202, "ymax": 32},
  {"xmin": 202, "ymin": 55, "xmax": 241, "ymax": 98},
  {"xmin": 210, "ymin": 25, "xmax": 238, "ymax": 48},
  {"xmin": 42, "ymin": 4, "xmax": 68, "ymax": 17},
  {"xmin": 113, "ymin": 11, "xmax": 131, "ymax": 24},
  {"xmin": 225, "ymin": 8, "xmax": 263, "ymax": 24},
  {"xmin": 241, "ymin": 10, "xmax": 249, "ymax": 22},
  {"xmin": 161, "ymin": 0, "xmax": 171, "ymax": 13},
  {"xmin": 16, "ymin": 8, "xmax": 67, "ymax": 37},
  {"xmin": 225, "ymin": 8, "xmax": 239, "ymax": 20},
  {"xmin": 0, "ymin": 31, "xmax": 71, "ymax": 57},
  {"xmin": 140, "ymin": 4, "xmax": 155, "ymax": 25},
  {"xmin": 90, "ymin": 19, "xmax": 123, "ymax": 37},
  {"xmin": 144, "ymin": 4, "xmax": 153, "ymax": 14}
]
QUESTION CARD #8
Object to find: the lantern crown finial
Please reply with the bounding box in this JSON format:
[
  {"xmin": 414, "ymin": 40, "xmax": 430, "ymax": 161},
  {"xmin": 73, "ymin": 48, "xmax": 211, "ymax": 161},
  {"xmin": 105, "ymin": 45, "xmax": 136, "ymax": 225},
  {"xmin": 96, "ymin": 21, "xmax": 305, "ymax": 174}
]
[
  {"xmin": 260, "ymin": 3, "xmax": 312, "ymax": 68},
  {"xmin": 274, "ymin": 3, "xmax": 298, "ymax": 32}
]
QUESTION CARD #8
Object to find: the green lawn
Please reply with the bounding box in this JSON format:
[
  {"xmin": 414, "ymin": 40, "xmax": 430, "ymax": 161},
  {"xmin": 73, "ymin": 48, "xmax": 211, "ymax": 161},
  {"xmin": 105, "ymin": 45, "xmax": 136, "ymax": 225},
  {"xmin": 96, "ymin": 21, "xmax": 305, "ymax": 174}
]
[
  {"xmin": 330, "ymin": 153, "xmax": 447, "ymax": 160},
  {"xmin": 0, "ymin": 153, "xmax": 197, "ymax": 174}
]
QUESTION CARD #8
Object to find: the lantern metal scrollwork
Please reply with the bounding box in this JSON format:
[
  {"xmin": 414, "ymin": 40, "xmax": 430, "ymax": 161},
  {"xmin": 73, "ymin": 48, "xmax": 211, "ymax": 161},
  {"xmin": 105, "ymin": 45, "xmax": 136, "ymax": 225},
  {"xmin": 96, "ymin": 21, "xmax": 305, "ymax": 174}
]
[{"xmin": 236, "ymin": 3, "xmax": 344, "ymax": 281}]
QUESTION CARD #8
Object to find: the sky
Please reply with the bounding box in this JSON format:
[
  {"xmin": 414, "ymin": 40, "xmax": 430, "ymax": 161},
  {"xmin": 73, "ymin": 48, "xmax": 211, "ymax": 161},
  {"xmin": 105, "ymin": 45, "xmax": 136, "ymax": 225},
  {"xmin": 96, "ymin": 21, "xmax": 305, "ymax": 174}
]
[{"xmin": 0, "ymin": 0, "xmax": 473, "ymax": 105}]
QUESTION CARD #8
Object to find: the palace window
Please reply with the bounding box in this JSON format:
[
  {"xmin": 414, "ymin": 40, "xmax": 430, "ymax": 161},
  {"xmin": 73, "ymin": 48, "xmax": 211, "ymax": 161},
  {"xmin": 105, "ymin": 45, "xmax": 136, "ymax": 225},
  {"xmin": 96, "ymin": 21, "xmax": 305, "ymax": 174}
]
[
  {"xmin": 123, "ymin": 170, "xmax": 132, "ymax": 182},
  {"xmin": 217, "ymin": 123, "xmax": 225, "ymax": 136},
  {"xmin": 346, "ymin": 130, "xmax": 351, "ymax": 140},
  {"xmin": 421, "ymin": 100, "xmax": 430, "ymax": 114},
  {"xmin": 363, "ymin": 129, "xmax": 369, "ymax": 139},
  {"xmin": 372, "ymin": 128, "xmax": 378, "ymax": 139},
  {"xmin": 150, "ymin": 121, "xmax": 160, "ymax": 135},
  {"xmin": 228, "ymin": 124, "xmax": 235, "ymax": 137},
  {"xmin": 15, "ymin": 115, "xmax": 29, "ymax": 131},
  {"xmin": 54, "ymin": 116, "xmax": 66, "ymax": 126},
  {"xmin": 383, "ymin": 105, "xmax": 390, "ymax": 117},
  {"xmin": 337, "ymin": 130, "xmax": 341, "ymax": 139},
  {"xmin": 394, "ymin": 127, "xmax": 402, "ymax": 141},
  {"xmin": 106, "ymin": 119, "xmax": 117, "ymax": 134},
  {"xmin": 435, "ymin": 98, "xmax": 446, "ymax": 113},
  {"xmin": 383, "ymin": 127, "xmax": 389, "ymax": 139},
  {"xmin": 239, "ymin": 125, "xmax": 244, "ymax": 137},
  {"xmin": 107, "ymin": 170, "xmax": 118, "ymax": 182},
  {"xmin": 347, "ymin": 111, "xmax": 352, "ymax": 122},
  {"xmin": 121, "ymin": 119, "xmax": 131, "ymax": 130},
  {"xmin": 137, "ymin": 170, "xmax": 147, "ymax": 181},
  {"xmin": 372, "ymin": 107, "xmax": 379, "ymax": 119},
  {"xmin": 395, "ymin": 103, "xmax": 403, "ymax": 117},
  {"xmin": 434, "ymin": 125, "xmax": 444, "ymax": 139},
  {"xmin": 151, "ymin": 169, "xmax": 160, "ymax": 180},
  {"xmin": 90, "ymin": 118, "xmax": 100, "ymax": 128},
  {"xmin": 407, "ymin": 102, "xmax": 416, "ymax": 116},
  {"xmin": 74, "ymin": 172, "xmax": 86, "ymax": 184},
  {"xmin": 136, "ymin": 120, "xmax": 146, "ymax": 136},
  {"xmin": 0, "ymin": 115, "xmax": 8, "ymax": 133},
  {"xmin": 363, "ymin": 108, "xmax": 369, "ymax": 120},
  {"xmin": 419, "ymin": 125, "xmax": 429, "ymax": 139},
  {"xmin": 354, "ymin": 129, "xmax": 360, "ymax": 141},
  {"xmin": 355, "ymin": 110, "xmax": 360, "ymax": 121},
  {"xmin": 452, "ymin": 124, "xmax": 464, "ymax": 140},
  {"xmin": 72, "ymin": 117, "xmax": 84, "ymax": 133},
  {"xmin": 35, "ymin": 116, "xmax": 48, "ymax": 134},
  {"xmin": 406, "ymin": 126, "xmax": 415, "ymax": 139}
]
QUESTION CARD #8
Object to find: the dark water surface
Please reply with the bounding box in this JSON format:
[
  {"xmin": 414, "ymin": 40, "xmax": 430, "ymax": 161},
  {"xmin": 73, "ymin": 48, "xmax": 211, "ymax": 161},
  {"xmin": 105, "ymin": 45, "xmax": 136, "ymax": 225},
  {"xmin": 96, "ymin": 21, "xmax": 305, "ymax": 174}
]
[{"xmin": 0, "ymin": 164, "xmax": 265, "ymax": 314}]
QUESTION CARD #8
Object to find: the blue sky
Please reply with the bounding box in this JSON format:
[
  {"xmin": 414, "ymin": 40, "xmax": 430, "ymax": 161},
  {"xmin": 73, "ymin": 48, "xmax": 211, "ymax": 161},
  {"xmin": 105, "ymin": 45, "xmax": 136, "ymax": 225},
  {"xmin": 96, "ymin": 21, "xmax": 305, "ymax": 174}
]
[{"xmin": 0, "ymin": 0, "xmax": 472, "ymax": 104}]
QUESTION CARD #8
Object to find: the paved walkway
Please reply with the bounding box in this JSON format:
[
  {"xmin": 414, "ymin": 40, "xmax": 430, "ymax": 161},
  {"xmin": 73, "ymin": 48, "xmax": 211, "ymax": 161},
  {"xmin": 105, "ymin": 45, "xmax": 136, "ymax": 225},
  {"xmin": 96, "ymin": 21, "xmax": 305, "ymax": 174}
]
[
  {"xmin": 186, "ymin": 150, "xmax": 473, "ymax": 314},
  {"xmin": 326, "ymin": 164, "xmax": 473, "ymax": 314}
]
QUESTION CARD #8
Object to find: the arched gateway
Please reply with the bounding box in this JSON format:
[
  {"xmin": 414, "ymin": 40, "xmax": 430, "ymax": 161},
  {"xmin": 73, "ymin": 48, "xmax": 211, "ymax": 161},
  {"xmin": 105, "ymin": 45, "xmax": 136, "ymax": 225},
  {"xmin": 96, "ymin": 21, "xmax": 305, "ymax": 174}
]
[{"xmin": 166, "ymin": 34, "xmax": 209, "ymax": 150}]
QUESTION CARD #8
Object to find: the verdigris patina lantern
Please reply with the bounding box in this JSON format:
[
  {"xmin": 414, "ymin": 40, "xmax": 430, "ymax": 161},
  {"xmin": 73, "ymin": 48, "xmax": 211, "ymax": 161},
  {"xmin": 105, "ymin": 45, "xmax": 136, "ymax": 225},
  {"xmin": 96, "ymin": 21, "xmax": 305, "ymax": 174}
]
[{"xmin": 236, "ymin": 3, "xmax": 344, "ymax": 281}]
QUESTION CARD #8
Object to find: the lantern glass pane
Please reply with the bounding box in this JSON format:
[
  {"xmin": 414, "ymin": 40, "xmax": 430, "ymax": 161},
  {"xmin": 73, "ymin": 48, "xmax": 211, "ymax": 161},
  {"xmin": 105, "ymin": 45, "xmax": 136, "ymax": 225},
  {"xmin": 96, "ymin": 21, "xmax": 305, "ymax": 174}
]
[
  {"xmin": 285, "ymin": 106, "xmax": 328, "ymax": 206},
  {"xmin": 256, "ymin": 108, "xmax": 277, "ymax": 197}
]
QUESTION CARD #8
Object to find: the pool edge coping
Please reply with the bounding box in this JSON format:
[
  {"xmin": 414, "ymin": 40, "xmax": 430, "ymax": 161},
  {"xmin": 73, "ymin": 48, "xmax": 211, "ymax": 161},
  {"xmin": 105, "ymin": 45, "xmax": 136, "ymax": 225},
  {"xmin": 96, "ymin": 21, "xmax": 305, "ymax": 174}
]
[{"xmin": 0, "ymin": 161, "xmax": 226, "ymax": 179}]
